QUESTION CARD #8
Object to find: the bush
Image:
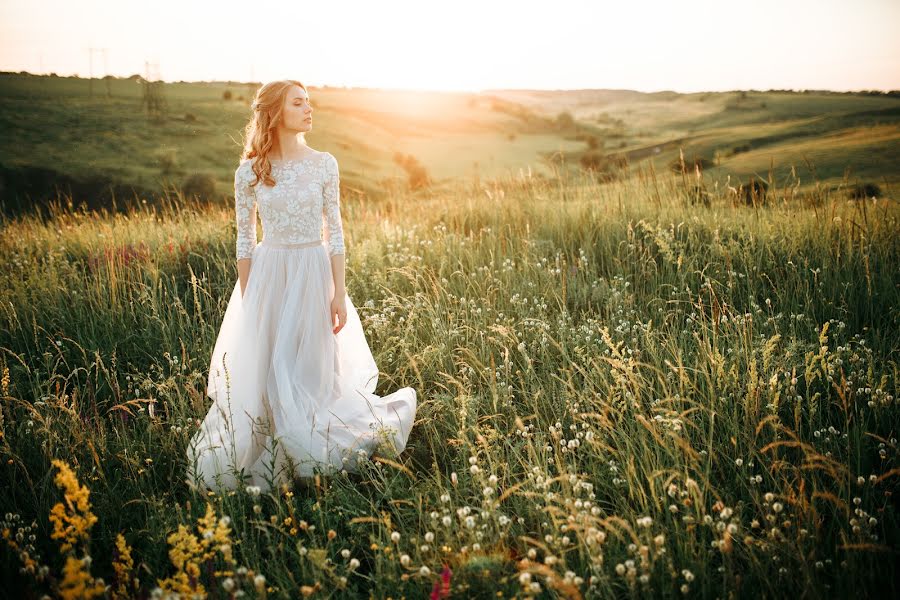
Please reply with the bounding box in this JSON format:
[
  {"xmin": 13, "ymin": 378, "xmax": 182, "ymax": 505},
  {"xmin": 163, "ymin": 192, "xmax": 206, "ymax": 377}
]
[
  {"xmin": 579, "ymin": 152, "xmax": 628, "ymax": 181},
  {"xmin": 847, "ymin": 182, "xmax": 881, "ymax": 200},
  {"xmin": 223, "ymin": 89, "xmax": 232, "ymax": 100},
  {"xmin": 555, "ymin": 111, "xmax": 575, "ymax": 130},
  {"xmin": 181, "ymin": 172, "xmax": 217, "ymax": 200},
  {"xmin": 739, "ymin": 176, "xmax": 769, "ymax": 206}
]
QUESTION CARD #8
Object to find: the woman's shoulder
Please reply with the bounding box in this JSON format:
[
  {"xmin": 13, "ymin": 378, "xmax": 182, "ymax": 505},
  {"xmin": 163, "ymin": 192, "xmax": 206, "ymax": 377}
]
[
  {"xmin": 319, "ymin": 150, "xmax": 338, "ymax": 172},
  {"xmin": 236, "ymin": 157, "xmax": 253, "ymax": 176}
]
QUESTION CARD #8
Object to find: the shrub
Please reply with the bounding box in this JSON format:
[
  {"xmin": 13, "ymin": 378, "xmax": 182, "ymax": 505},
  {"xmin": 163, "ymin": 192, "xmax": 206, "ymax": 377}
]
[
  {"xmin": 739, "ymin": 176, "xmax": 769, "ymax": 206},
  {"xmin": 847, "ymin": 182, "xmax": 881, "ymax": 200},
  {"xmin": 181, "ymin": 172, "xmax": 217, "ymax": 200}
]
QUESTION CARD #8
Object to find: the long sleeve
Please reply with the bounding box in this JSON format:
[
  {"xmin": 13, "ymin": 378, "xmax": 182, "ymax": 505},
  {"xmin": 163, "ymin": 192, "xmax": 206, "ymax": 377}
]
[
  {"xmin": 322, "ymin": 153, "xmax": 345, "ymax": 257},
  {"xmin": 234, "ymin": 163, "xmax": 258, "ymax": 260}
]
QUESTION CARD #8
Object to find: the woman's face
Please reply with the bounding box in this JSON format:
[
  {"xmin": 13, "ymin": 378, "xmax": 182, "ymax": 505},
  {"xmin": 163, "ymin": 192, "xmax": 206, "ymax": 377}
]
[{"xmin": 280, "ymin": 85, "xmax": 313, "ymax": 132}]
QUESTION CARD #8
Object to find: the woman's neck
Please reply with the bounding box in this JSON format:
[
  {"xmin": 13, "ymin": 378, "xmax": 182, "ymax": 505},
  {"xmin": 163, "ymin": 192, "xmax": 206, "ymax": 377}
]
[{"xmin": 272, "ymin": 132, "xmax": 308, "ymax": 160}]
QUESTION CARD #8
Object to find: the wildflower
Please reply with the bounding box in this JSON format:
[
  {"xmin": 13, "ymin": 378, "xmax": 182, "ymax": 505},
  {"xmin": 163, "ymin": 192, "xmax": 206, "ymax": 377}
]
[
  {"xmin": 111, "ymin": 534, "xmax": 135, "ymax": 600},
  {"xmin": 48, "ymin": 460, "xmax": 99, "ymax": 555},
  {"xmin": 391, "ymin": 531, "xmax": 401, "ymax": 543},
  {"xmin": 430, "ymin": 564, "xmax": 452, "ymax": 600},
  {"xmin": 400, "ymin": 554, "xmax": 411, "ymax": 567},
  {"xmin": 349, "ymin": 558, "xmax": 360, "ymax": 570},
  {"xmin": 58, "ymin": 555, "xmax": 105, "ymax": 600}
]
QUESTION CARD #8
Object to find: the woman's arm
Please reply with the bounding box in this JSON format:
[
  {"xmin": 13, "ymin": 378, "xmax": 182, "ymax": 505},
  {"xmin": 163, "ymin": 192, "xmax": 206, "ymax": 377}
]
[
  {"xmin": 323, "ymin": 153, "xmax": 347, "ymax": 333},
  {"xmin": 237, "ymin": 258, "xmax": 252, "ymax": 297},
  {"xmin": 234, "ymin": 163, "xmax": 258, "ymax": 297}
]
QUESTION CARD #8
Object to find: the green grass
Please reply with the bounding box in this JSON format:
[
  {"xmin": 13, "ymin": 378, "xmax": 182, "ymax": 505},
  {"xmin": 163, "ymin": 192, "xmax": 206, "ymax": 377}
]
[{"xmin": 1, "ymin": 161, "xmax": 898, "ymax": 598}]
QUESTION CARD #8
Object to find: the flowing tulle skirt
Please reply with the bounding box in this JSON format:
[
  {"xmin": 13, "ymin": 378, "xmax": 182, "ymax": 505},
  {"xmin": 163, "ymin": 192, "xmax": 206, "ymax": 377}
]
[{"xmin": 186, "ymin": 239, "xmax": 417, "ymax": 491}]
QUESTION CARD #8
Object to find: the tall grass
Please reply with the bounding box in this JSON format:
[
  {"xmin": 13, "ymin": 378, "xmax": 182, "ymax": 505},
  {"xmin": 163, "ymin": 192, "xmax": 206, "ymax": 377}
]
[{"xmin": 1, "ymin": 165, "xmax": 898, "ymax": 598}]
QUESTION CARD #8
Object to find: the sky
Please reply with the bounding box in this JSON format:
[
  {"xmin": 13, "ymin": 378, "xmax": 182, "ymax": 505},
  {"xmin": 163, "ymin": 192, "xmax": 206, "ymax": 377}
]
[{"xmin": 1, "ymin": 0, "xmax": 898, "ymax": 93}]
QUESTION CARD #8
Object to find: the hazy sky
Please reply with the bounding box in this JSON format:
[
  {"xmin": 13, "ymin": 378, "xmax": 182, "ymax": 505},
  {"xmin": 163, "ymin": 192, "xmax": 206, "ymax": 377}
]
[{"xmin": 1, "ymin": 0, "xmax": 898, "ymax": 92}]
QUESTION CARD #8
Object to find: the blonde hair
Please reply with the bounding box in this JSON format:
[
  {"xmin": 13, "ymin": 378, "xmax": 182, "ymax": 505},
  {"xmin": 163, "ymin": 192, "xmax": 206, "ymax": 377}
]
[{"xmin": 241, "ymin": 79, "xmax": 308, "ymax": 187}]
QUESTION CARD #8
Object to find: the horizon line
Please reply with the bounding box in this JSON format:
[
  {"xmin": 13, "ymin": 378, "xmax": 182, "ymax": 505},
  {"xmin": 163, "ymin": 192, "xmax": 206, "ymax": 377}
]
[{"xmin": 3, "ymin": 70, "xmax": 899, "ymax": 96}]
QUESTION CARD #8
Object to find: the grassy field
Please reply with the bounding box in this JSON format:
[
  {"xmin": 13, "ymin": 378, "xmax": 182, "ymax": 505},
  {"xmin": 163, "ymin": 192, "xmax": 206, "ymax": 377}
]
[
  {"xmin": 1, "ymin": 152, "xmax": 898, "ymax": 598},
  {"xmin": 2, "ymin": 74, "xmax": 898, "ymax": 219},
  {"xmin": 490, "ymin": 88, "xmax": 900, "ymax": 189}
]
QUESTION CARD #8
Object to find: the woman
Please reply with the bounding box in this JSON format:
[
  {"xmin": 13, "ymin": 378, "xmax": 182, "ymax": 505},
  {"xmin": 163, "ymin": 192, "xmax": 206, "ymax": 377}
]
[{"xmin": 186, "ymin": 80, "xmax": 417, "ymax": 492}]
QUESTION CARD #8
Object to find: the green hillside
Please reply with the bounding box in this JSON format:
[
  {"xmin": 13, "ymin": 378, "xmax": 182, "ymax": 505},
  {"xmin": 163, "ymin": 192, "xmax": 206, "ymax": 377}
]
[{"xmin": 1, "ymin": 74, "xmax": 897, "ymax": 216}]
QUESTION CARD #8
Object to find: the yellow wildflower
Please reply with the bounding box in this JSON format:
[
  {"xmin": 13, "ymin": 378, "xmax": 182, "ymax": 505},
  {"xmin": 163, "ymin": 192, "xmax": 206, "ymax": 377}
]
[
  {"xmin": 48, "ymin": 459, "xmax": 98, "ymax": 554},
  {"xmin": 157, "ymin": 502, "xmax": 236, "ymax": 596},
  {"xmin": 111, "ymin": 534, "xmax": 135, "ymax": 600},
  {"xmin": 58, "ymin": 556, "xmax": 104, "ymax": 600}
]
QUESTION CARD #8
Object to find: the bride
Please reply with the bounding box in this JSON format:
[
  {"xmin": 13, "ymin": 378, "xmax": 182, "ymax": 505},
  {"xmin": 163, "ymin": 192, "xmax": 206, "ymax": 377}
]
[{"xmin": 186, "ymin": 79, "xmax": 417, "ymax": 492}]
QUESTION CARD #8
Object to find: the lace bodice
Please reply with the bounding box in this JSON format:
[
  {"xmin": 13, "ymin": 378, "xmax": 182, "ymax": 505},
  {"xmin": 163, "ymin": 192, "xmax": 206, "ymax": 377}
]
[{"xmin": 234, "ymin": 151, "xmax": 345, "ymax": 260}]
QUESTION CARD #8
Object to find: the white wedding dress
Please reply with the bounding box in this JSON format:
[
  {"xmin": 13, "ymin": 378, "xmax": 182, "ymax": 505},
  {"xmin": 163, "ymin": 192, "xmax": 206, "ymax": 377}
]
[{"xmin": 186, "ymin": 151, "xmax": 417, "ymax": 491}]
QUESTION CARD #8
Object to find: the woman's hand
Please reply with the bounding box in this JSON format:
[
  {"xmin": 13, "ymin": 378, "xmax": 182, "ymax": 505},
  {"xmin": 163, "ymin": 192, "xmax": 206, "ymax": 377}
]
[{"xmin": 331, "ymin": 294, "xmax": 347, "ymax": 334}]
